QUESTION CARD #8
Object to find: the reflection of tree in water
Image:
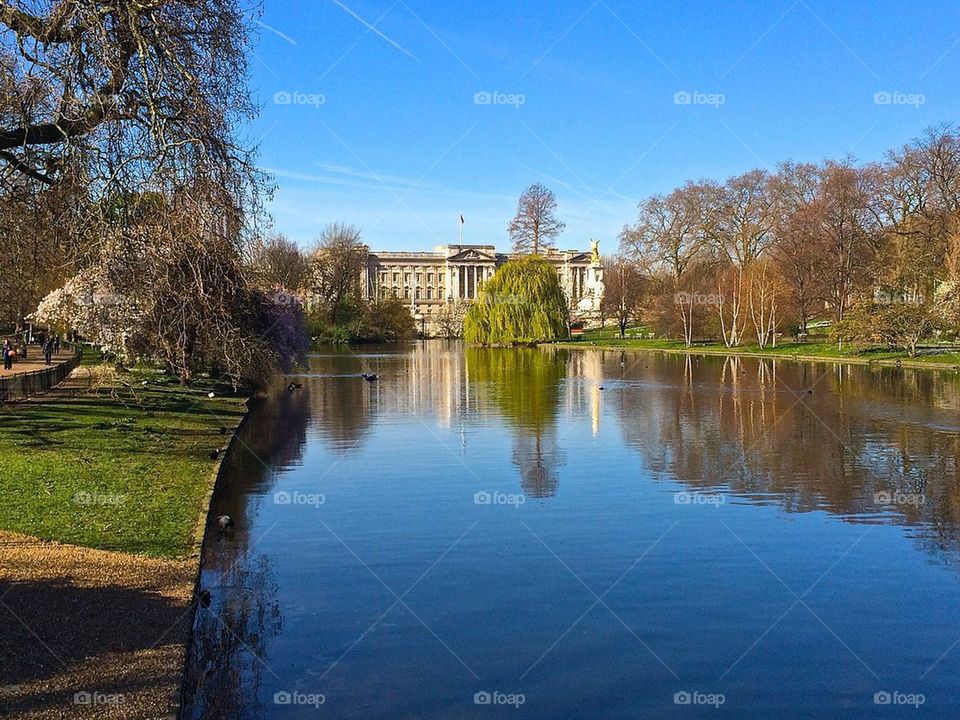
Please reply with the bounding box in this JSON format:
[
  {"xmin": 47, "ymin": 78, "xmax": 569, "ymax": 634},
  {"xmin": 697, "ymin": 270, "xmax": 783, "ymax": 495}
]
[
  {"xmin": 183, "ymin": 380, "xmax": 306, "ymax": 716},
  {"xmin": 307, "ymin": 351, "xmax": 375, "ymax": 450},
  {"xmin": 609, "ymin": 353, "xmax": 960, "ymax": 564},
  {"xmin": 207, "ymin": 380, "xmax": 311, "ymax": 561},
  {"xmin": 183, "ymin": 555, "xmax": 282, "ymax": 719},
  {"xmin": 466, "ymin": 347, "xmax": 567, "ymax": 497}
]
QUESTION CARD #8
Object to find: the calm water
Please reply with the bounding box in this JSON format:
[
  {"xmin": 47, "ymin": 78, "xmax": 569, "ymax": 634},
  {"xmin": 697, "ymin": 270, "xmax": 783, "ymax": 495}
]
[{"xmin": 183, "ymin": 344, "xmax": 960, "ymax": 719}]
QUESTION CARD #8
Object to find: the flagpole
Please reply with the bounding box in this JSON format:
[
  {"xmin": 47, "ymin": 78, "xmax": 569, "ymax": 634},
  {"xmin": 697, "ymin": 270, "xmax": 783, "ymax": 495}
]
[{"xmin": 459, "ymin": 213, "xmax": 463, "ymax": 245}]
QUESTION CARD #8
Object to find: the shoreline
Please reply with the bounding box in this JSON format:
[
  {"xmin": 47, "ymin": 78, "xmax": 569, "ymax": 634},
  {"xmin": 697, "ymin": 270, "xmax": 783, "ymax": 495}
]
[
  {"xmin": 173, "ymin": 396, "xmax": 254, "ymax": 719},
  {"xmin": 0, "ymin": 366, "xmax": 252, "ymax": 720},
  {"xmin": 549, "ymin": 341, "xmax": 960, "ymax": 372}
]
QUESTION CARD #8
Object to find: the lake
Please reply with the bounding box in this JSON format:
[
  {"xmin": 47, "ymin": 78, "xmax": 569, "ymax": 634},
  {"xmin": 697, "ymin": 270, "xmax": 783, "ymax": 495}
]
[{"xmin": 183, "ymin": 343, "xmax": 960, "ymax": 718}]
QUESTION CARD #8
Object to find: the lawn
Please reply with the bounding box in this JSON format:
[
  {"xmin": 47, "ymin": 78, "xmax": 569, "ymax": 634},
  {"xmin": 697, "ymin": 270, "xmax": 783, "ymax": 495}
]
[
  {"xmin": 560, "ymin": 327, "xmax": 960, "ymax": 367},
  {"xmin": 0, "ymin": 365, "xmax": 248, "ymax": 558}
]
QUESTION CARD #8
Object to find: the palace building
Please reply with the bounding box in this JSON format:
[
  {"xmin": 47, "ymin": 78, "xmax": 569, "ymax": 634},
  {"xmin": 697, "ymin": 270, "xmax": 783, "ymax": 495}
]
[{"xmin": 359, "ymin": 244, "xmax": 604, "ymax": 333}]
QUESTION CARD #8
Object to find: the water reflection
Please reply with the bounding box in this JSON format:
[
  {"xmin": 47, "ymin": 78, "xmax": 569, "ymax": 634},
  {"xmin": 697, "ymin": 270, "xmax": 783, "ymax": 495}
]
[
  {"xmin": 465, "ymin": 348, "xmax": 567, "ymax": 497},
  {"xmin": 182, "ymin": 344, "xmax": 960, "ymax": 719},
  {"xmin": 601, "ymin": 352, "xmax": 960, "ymax": 550},
  {"xmin": 183, "ymin": 380, "xmax": 309, "ymax": 715}
]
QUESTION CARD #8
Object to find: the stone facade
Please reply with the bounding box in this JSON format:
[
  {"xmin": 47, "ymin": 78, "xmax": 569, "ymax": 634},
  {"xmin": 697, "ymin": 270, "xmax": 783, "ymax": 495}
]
[{"xmin": 359, "ymin": 244, "xmax": 604, "ymax": 333}]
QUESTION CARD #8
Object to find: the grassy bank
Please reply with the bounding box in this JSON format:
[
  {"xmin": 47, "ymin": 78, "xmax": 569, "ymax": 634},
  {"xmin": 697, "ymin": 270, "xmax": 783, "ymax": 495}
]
[
  {"xmin": 555, "ymin": 327, "xmax": 960, "ymax": 369},
  {"xmin": 0, "ymin": 364, "xmax": 248, "ymax": 558}
]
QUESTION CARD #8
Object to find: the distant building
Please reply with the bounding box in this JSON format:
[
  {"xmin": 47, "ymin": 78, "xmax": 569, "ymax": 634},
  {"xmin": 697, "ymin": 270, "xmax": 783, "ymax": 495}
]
[{"xmin": 359, "ymin": 244, "xmax": 604, "ymax": 333}]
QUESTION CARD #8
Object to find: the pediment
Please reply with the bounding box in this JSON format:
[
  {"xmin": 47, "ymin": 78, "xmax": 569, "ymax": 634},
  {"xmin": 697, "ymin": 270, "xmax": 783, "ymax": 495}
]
[
  {"xmin": 565, "ymin": 253, "xmax": 591, "ymax": 263},
  {"xmin": 448, "ymin": 249, "xmax": 496, "ymax": 262}
]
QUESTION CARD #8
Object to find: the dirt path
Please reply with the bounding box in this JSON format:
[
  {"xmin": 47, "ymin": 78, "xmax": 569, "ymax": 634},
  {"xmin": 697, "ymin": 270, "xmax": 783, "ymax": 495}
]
[{"xmin": 0, "ymin": 531, "xmax": 194, "ymax": 719}]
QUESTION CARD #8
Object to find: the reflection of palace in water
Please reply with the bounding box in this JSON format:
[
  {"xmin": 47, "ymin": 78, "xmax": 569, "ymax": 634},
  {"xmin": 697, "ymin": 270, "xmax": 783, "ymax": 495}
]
[
  {"xmin": 311, "ymin": 343, "xmax": 606, "ymax": 434},
  {"xmin": 305, "ymin": 344, "xmax": 608, "ymax": 497}
]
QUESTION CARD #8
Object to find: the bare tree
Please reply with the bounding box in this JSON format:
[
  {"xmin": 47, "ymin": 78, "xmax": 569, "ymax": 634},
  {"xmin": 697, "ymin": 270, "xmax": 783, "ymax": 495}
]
[
  {"xmin": 0, "ymin": 0, "xmax": 260, "ymax": 200},
  {"xmin": 819, "ymin": 161, "xmax": 876, "ymax": 323},
  {"xmin": 249, "ymin": 234, "xmax": 310, "ymax": 292},
  {"xmin": 601, "ymin": 255, "xmax": 645, "ymax": 338},
  {"xmin": 621, "ymin": 184, "xmax": 708, "ymax": 346},
  {"xmin": 770, "ymin": 162, "xmax": 825, "ymax": 336},
  {"xmin": 309, "ymin": 223, "xmax": 367, "ymax": 326},
  {"xmin": 700, "ymin": 170, "xmax": 779, "ymax": 347},
  {"xmin": 508, "ymin": 182, "xmax": 565, "ymax": 254}
]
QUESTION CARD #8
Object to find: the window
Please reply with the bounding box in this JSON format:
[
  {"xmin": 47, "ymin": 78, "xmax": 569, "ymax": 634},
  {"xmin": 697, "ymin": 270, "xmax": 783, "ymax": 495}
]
[
  {"xmin": 427, "ymin": 287, "xmax": 433, "ymax": 299},
  {"xmin": 404, "ymin": 273, "xmax": 411, "ymax": 283},
  {"xmin": 404, "ymin": 288, "xmax": 410, "ymax": 299},
  {"xmin": 393, "ymin": 273, "xmax": 399, "ymax": 283},
  {"xmin": 415, "ymin": 287, "xmax": 421, "ymax": 300},
  {"xmin": 427, "ymin": 273, "xmax": 434, "ymax": 283},
  {"xmin": 416, "ymin": 273, "xmax": 422, "ymax": 283}
]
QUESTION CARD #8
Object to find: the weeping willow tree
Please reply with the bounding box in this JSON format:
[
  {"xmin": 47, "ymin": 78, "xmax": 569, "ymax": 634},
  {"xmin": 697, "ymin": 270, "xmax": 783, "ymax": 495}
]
[{"xmin": 464, "ymin": 255, "xmax": 569, "ymax": 345}]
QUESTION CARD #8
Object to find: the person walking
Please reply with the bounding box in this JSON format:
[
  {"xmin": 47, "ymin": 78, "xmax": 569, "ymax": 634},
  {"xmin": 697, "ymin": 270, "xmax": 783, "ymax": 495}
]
[
  {"xmin": 2, "ymin": 339, "xmax": 11, "ymax": 371},
  {"xmin": 43, "ymin": 338, "xmax": 53, "ymax": 366},
  {"xmin": 54, "ymin": 335, "xmax": 61, "ymax": 355}
]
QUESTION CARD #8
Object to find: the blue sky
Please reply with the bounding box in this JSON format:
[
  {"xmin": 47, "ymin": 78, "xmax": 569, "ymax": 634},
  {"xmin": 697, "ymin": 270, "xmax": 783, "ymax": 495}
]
[{"xmin": 251, "ymin": 0, "xmax": 960, "ymax": 252}]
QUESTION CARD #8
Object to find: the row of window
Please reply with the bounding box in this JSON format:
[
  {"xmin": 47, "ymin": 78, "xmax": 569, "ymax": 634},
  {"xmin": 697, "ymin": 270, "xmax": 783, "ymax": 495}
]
[
  {"xmin": 379, "ymin": 286, "xmax": 443, "ymax": 300},
  {"xmin": 381, "ymin": 271, "xmax": 443, "ymax": 284}
]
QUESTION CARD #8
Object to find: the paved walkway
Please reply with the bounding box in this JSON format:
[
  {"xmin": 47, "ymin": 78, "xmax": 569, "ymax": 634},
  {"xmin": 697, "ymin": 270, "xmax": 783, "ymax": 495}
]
[{"xmin": 0, "ymin": 350, "xmax": 76, "ymax": 379}]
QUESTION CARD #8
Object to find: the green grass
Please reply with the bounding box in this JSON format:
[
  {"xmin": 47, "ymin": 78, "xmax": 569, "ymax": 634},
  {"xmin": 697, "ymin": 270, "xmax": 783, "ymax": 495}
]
[
  {"xmin": 0, "ymin": 366, "xmax": 247, "ymax": 558},
  {"xmin": 560, "ymin": 328, "xmax": 960, "ymax": 367}
]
